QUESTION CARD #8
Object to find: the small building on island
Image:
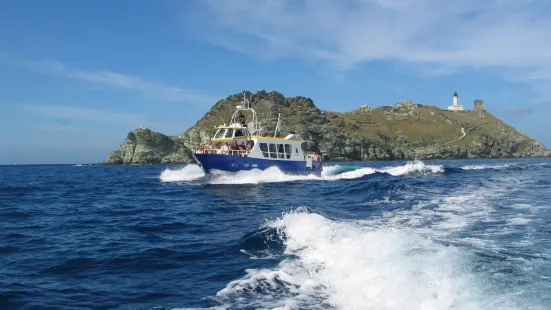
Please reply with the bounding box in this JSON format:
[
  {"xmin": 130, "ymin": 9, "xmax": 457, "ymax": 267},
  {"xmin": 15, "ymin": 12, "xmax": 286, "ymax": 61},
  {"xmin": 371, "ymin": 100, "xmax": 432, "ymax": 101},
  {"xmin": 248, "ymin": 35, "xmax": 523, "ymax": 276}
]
[
  {"xmin": 474, "ymin": 99, "xmax": 485, "ymax": 111},
  {"xmin": 448, "ymin": 91, "xmax": 465, "ymax": 111}
]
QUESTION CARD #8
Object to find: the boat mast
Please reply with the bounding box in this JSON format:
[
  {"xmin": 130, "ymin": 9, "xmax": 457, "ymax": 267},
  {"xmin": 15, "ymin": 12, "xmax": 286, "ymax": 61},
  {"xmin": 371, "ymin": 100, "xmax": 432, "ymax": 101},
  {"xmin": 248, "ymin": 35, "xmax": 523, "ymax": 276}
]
[
  {"xmin": 243, "ymin": 91, "xmax": 250, "ymax": 109},
  {"xmin": 274, "ymin": 113, "xmax": 281, "ymax": 138}
]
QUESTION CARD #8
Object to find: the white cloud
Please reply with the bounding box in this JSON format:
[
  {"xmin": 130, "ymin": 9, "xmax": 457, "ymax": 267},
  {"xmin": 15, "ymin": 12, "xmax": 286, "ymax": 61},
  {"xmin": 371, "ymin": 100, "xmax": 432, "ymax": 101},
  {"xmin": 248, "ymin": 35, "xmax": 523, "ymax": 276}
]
[{"xmin": 191, "ymin": 0, "xmax": 551, "ymax": 85}]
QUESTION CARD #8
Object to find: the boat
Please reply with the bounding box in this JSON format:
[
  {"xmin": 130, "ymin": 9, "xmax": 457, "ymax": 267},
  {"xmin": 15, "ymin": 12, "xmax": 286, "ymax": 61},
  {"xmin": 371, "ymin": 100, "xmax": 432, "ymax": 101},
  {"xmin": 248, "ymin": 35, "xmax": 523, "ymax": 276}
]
[{"xmin": 192, "ymin": 92, "xmax": 322, "ymax": 176}]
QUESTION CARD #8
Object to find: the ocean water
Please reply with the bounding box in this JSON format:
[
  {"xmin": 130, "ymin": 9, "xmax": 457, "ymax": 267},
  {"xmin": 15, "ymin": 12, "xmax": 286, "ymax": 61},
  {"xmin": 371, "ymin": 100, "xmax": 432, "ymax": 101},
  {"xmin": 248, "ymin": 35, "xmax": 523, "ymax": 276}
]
[{"xmin": 1, "ymin": 158, "xmax": 551, "ymax": 310}]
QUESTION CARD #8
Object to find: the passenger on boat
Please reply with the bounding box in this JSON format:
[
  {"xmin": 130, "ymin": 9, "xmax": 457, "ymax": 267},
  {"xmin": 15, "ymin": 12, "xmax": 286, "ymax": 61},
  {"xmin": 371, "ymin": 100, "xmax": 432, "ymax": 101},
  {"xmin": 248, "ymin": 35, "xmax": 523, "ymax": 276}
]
[
  {"xmin": 221, "ymin": 142, "xmax": 229, "ymax": 154},
  {"xmin": 238, "ymin": 114, "xmax": 246, "ymax": 127},
  {"xmin": 229, "ymin": 141, "xmax": 238, "ymax": 155}
]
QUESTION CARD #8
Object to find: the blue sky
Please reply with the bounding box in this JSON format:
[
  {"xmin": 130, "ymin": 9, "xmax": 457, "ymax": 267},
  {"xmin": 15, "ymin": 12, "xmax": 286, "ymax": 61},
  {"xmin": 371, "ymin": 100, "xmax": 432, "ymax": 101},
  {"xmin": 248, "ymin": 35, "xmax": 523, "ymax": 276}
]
[{"xmin": 1, "ymin": 0, "xmax": 550, "ymax": 164}]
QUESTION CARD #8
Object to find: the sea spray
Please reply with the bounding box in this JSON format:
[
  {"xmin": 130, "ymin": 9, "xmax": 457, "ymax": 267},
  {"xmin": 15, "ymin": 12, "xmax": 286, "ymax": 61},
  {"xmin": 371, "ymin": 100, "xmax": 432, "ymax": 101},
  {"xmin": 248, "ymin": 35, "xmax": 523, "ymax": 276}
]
[
  {"xmin": 159, "ymin": 164, "xmax": 205, "ymax": 182},
  {"xmin": 216, "ymin": 209, "xmax": 482, "ymax": 310},
  {"xmin": 159, "ymin": 161, "xmax": 445, "ymax": 184}
]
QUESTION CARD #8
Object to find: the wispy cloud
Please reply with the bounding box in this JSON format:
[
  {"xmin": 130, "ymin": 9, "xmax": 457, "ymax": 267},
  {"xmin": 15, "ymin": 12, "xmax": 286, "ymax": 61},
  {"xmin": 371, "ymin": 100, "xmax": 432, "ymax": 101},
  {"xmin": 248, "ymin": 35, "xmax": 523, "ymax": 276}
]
[
  {"xmin": 30, "ymin": 59, "xmax": 216, "ymax": 104},
  {"xmin": 0, "ymin": 53, "xmax": 216, "ymax": 104},
  {"xmin": 505, "ymin": 108, "xmax": 534, "ymax": 116},
  {"xmin": 34, "ymin": 123, "xmax": 83, "ymax": 132},
  {"xmin": 22, "ymin": 103, "xmax": 188, "ymax": 134},
  {"xmin": 190, "ymin": 0, "xmax": 551, "ymax": 86},
  {"xmin": 22, "ymin": 103, "xmax": 143, "ymax": 124}
]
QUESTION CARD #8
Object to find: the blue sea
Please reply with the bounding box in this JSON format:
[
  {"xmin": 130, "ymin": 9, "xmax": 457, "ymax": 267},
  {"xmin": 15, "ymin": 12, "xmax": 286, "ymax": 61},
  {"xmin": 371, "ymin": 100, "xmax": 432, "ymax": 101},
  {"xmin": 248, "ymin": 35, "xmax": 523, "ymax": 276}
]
[{"xmin": 1, "ymin": 158, "xmax": 551, "ymax": 310}]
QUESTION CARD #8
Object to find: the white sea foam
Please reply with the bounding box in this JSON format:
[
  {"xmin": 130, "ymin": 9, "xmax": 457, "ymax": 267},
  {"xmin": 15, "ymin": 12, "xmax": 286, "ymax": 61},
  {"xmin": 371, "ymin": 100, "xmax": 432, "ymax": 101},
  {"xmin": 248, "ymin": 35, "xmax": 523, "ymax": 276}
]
[
  {"xmin": 319, "ymin": 164, "xmax": 346, "ymax": 176},
  {"xmin": 461, "ymin": 164, "xmax": 512, "ymax": 170},
  {"xmin": 507, "ymin": 217, "xmax": 532, "ymax": 225},
  {"xmin": 159, "ymin": 161, "xmax": 444, "ymax": 184},
  {"xmin": 159, "ymin": 164, "xmax": 205, "ymax": 182},
  {"xmin": 207, "ymin": 166, "xmax": 320, "ymax": 184},
  {"xmin": 215, "ymin": 210, "xmax": 484, "ymax": 310},
  {"xmin": 381, "ymin": 160, "xmax": 444, "ymax": 176}
]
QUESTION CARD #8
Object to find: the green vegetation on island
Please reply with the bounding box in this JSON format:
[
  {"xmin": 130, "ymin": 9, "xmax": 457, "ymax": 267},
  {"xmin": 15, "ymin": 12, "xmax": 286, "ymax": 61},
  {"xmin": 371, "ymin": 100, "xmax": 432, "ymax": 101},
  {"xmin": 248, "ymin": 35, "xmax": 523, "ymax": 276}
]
[{"xmin": 103, "ymin": 90, "xmax": 550, "ymax": 164}]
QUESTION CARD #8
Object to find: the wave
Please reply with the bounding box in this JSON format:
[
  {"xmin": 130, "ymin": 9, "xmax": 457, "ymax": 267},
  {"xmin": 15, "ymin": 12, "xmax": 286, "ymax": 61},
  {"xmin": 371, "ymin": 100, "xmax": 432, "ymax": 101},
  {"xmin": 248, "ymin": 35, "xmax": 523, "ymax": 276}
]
[
  {"xmin": 461, "ymin": 164, "xmax": 513, "ymax": 170},
  {"xmin": 380, "ymin": 160, "xmax": 444, "ymax": 176},
  {"xmin": 460, "ymin": 161, "xmax": 549, "ymax": 171},
  {"xmin": 159, "ymin": 165, "xmax": 206, "ymax": 182},
  {"xmin": 205, "ymin": 166, "xmax": 549, "ymax": 310},
  {"xmin": 319, "ymin": 164, "xmax": 363, "ymax": 176},
  {"xmin": 213, "ymin": 208, "xmax": 484, "ymax": 310},
  {"xmin": 159, "ymin": 161, "xmax": 445, "ymax": 184},
  {"xmin": 238, "ymin": 227, "xmax": 287, "ymax": 260}
]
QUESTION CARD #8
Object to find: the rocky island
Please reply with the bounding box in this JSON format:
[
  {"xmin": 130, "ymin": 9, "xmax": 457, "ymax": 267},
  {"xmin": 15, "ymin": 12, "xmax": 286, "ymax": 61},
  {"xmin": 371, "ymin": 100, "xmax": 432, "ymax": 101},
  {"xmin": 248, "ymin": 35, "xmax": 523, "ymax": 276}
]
[{"xmin": 103, "ymin": 90, "xmax": 550, "ymax": 164}]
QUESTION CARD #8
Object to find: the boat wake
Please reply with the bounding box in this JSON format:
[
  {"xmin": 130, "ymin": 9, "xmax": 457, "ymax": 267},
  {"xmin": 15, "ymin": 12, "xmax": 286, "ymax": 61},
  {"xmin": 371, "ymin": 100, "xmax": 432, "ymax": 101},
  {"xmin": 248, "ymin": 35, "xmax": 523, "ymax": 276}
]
[
  {"xmin": 201, "ymin": 166, "xmax": 549, "ymax": 310},
  {"xmin": 159, "ymin": 161, "xmax": 445, "ymax": 184},
  {"xmin": 210, "ymin": 207, "xmax": 482, "ymax": 310}
]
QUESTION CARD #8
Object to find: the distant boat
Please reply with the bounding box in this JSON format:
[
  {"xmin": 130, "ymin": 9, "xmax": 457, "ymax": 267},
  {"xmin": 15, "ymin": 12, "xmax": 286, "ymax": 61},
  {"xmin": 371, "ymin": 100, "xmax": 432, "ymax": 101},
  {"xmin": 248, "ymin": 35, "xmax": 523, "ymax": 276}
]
[{"xmin": 192, "ymin": 92, "xmax": 322, "ymax": 176}]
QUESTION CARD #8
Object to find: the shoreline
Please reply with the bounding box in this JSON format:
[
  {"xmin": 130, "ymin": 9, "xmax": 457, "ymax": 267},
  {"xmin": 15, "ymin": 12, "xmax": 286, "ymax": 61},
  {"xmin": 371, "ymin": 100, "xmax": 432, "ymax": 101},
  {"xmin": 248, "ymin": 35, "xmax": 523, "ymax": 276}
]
[
  {"xmin": 3, "ymin": 155, "xmax": 549, "ymax": 167},
  {"xmin": 97, "ymin": 155, "xmax": 551, "ymax": 166}
]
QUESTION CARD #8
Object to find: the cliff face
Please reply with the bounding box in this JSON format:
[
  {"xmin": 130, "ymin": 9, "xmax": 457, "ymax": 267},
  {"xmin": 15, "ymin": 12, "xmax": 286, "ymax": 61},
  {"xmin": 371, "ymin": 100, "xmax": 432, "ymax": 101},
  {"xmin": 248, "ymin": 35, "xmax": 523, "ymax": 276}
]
[
  {"xmin": 103, "ymin": 90, "xmax": 549, "ymax": 164},
  {"xmin": 103, "ymin": 128, "xmax": 192, "ymax": 165}
]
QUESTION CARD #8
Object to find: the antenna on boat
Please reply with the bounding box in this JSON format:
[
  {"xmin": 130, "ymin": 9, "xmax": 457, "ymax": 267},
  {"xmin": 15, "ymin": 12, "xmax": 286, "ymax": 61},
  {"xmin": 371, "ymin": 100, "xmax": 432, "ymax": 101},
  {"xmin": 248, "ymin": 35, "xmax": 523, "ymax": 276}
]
[
  {"xmin": 274, "ymin": 113, "xmax": 281, "ymax": 138},
  {"xmin": 243, "ymin": 91, "xmax": 250, "ymax": 109}
]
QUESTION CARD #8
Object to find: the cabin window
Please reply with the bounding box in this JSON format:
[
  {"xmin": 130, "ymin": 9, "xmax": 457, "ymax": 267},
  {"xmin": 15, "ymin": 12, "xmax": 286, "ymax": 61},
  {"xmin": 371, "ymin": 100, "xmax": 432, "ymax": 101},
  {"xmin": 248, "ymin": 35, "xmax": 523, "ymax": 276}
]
[
  {"xmin": 235, "ymin": 129, "xmax": 244, "ymax": 137},
  {"xmin": 259, "ymin": 143, "xmax": 269, "ymax": 158},
  {"xmin": 269, "ymin": 144, "xmax": 277, "ymax": 158},
  {"xmin": 277, "ymin": 144, "xmax": 285, "ymax": 159},
  {"xmin": 224, "ymin": 129, "xmax": 233, "ymax": 138},
  {"xmin": 214, "ymin": 129, "xmax": 224, "ymax": 139},
  {"xmin": 284, "ymin": 144, "xmax": 291, "ymax": 159}
]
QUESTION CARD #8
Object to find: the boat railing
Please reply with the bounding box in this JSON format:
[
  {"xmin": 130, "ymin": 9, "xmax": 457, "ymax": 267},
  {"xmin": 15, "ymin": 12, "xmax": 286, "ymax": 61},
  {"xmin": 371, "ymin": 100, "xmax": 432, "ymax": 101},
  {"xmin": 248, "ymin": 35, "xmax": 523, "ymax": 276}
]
[{"xmin": 195, "ymin": 148, "xmax": 250, "ymax": 157}]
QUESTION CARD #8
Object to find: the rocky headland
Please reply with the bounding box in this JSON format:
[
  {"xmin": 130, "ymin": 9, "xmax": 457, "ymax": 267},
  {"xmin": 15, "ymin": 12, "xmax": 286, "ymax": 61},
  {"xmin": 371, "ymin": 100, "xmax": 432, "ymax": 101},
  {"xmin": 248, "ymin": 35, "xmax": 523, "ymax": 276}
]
[{"xmin": 103, "ymin": 90, "xmax": 550, "ymax": 164}]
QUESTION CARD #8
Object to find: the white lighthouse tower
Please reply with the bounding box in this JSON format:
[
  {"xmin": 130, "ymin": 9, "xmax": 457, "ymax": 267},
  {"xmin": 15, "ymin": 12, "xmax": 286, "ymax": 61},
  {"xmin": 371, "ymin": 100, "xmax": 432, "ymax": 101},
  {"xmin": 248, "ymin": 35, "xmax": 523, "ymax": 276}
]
[{"xmin": 448, "ymin": 90, "xmax": 464, "ymax": 111}]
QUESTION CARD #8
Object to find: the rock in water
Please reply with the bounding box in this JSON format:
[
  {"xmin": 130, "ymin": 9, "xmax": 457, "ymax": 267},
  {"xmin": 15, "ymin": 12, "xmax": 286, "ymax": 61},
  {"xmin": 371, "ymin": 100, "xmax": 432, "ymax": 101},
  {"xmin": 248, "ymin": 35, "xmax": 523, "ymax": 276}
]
[
  {"xmin": 103, "ymin": 90, "xmax": 550, "ymax": 164},
  {"xmin": 103, "ymin": 128, "xmax": 192, "ymax": 165}
]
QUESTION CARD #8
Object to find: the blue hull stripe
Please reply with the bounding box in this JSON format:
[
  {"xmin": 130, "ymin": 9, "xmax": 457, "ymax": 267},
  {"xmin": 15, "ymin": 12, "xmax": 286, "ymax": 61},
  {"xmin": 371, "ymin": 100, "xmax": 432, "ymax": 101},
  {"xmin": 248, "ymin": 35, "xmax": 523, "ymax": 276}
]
[{"xmin": 194, "ymin": 154, "xmax": 322, "ymax": 175}]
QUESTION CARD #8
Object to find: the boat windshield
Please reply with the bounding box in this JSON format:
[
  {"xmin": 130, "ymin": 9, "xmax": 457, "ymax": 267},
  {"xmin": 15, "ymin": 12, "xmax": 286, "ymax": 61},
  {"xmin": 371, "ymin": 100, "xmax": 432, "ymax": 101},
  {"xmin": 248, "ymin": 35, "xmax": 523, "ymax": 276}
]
[{"xmin": 213, "ymin": 129, "xmax": 225, "ymax": 139}]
